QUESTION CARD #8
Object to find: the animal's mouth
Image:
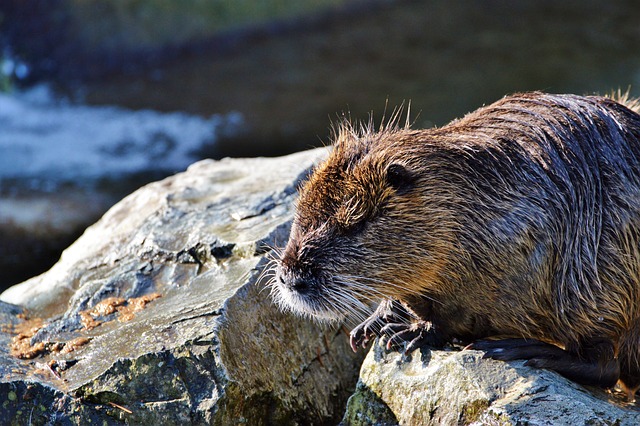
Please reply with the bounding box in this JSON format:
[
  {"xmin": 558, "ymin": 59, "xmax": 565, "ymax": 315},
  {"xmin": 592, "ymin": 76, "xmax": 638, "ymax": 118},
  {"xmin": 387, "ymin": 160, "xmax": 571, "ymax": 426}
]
[
  {"xmin": 275, "ymin": 284, "xmax": 344, "ymax": 321},
  {"xmin": 271, "ymin": 282, "xmax": 345, "ymax": 321}
]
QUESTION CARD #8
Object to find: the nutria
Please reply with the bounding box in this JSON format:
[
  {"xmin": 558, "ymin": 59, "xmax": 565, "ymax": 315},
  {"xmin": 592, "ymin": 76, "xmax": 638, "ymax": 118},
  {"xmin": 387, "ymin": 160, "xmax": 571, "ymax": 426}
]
[{"xmin": 271, "ymin": 92, "xmax": 640, "ymax": 400}]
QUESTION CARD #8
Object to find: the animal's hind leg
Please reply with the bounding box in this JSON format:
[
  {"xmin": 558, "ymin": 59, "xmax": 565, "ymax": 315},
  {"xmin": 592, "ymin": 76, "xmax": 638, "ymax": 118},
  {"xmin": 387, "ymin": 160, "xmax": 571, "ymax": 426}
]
[
  {"xmin": 619, "ymin": 334, "xmax": 640, "ymax": 402},
  {"xmin": 619, "ymin": 364, "xmax": 640, "ymax": 402},
  {"xmin": 470, "ymin": 338, "xmax": 620, "ymax": 388}
]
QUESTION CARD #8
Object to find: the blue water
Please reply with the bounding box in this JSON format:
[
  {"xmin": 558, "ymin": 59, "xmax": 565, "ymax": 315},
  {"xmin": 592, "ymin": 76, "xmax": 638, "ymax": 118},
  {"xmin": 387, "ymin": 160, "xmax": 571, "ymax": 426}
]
[{"xmin": 0, "ymin": 86, "xmax": 242, "ymax": 192}]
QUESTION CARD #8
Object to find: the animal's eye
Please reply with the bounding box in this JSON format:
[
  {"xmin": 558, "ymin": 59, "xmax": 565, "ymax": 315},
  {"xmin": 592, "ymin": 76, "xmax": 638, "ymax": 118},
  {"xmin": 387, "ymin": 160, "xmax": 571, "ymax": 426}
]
[{"xmin": 386, "ymin": 163, "xmax": 415, "ymax": 194}]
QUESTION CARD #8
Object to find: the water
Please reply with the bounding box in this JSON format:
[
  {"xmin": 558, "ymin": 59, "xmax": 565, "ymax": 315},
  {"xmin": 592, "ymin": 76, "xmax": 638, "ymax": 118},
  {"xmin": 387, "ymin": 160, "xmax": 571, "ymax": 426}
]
[
  {"xmin": 3, "ymin": 0, "xmax": 640, "ymax": 289},
  {"xmin": 0, "ymin": 86, "xmax": 242, "ymax": 192},
  {"xmin": 0, "ymin": 87, "xmax": 241, "ymax": 289},
  {"xmin": 68, "ymin": 0, "xmax": 640, "ymax": 158}
]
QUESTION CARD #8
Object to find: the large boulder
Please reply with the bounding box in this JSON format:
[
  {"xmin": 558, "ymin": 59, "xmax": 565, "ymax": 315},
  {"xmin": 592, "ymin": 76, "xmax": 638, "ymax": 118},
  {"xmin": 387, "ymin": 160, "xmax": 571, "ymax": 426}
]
[
  {"xmin": 0, "ymin": 147, "xmax": 364, "ymax": 425},
  {"xmin": 343, "ymin": 341, "xmax": 640, "ymax": 425}
]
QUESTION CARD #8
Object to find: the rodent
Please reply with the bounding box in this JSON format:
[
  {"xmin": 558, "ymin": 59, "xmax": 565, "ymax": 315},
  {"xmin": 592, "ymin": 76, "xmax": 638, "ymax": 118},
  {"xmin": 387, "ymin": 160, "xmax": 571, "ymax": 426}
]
[{"xmin": 271, "ymin": 92, "xmax": 640, "ymax": 401}]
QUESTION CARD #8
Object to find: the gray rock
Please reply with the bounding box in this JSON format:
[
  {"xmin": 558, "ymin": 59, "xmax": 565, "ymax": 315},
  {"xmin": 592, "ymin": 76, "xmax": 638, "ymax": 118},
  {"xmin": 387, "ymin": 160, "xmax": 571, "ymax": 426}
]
[
  {"xmin": 343, "ymin": 341, "xmax": 640, "ymax": 425},
  {"xmin": 7, "ymin": 144, "xmax": 637, "ymax": 426},
  {"xmin": 0, "ymin": 147, "xmax": 364, "ymax": 425}
]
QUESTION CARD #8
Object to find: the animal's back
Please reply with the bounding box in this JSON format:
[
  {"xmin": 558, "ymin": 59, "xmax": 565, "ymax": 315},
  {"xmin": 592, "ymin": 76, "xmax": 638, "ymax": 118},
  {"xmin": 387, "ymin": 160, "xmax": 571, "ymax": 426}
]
[
  {"xmin": 441, "ymin": 93, "xmax": 640, "ymax": 342},
  {"xmin": 433, "ymin": 92, "xmax": 640, "ymax": 397}
]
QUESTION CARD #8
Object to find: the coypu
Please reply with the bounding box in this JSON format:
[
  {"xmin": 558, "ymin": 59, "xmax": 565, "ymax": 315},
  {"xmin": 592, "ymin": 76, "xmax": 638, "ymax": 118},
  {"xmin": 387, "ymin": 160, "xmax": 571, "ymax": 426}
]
[{"xmin": 271, "ymin": 92, "xmax": 640, "ymax": 400}]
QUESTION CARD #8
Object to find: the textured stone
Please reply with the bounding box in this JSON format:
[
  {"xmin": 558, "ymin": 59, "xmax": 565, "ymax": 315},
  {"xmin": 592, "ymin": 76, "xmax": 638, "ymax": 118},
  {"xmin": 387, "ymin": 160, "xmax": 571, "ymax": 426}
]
[
  {"xmin": 0, "ymin": 147, "xmax": 364, "ymax": 425},
  {"xmin": 343, "ymin": 341, "xmax": 640, "ymax": 425}
]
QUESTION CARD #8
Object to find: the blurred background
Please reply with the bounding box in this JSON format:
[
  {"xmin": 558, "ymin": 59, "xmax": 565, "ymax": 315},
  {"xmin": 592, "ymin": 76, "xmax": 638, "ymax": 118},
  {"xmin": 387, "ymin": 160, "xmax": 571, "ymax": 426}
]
[{"xmin": 1, "ymin": 0, "xmax": 640, "ymax": 291}]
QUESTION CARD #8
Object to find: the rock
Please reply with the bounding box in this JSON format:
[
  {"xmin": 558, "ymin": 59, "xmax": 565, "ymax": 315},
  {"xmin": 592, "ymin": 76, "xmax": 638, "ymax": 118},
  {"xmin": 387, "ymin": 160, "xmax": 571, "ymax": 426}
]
[
  {"xmin": 342, "ymin": 341, "xmax": 640, "ymax": 425},
  {"xmin": 0, "ymin": 189, "xmax": 118, "ymax": 291},
  {"xmin": 0, "ymin": 147, "xmax": 364, "ymax": 425}
]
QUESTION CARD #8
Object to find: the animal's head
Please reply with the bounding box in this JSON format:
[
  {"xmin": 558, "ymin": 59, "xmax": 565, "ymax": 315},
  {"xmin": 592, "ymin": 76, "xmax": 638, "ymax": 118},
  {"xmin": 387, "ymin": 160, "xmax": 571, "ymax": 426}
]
[{"xmin": 271, "ymin": 123, "xmax": 459, "ymax": 322}]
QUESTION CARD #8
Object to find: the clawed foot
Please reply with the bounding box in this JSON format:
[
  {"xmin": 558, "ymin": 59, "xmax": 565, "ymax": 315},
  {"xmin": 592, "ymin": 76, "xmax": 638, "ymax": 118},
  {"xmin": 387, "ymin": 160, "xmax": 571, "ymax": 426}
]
[
  {"xmin": 349, "ymin": 300, "xmax": 406, "ymax": 352},
  {"xmin": 380, "ymin": 320, "xmax": 442, "ymax": 353},
  {"xmin": 349, "ymin": 300, "xmax": 441, "ymax": 354}
]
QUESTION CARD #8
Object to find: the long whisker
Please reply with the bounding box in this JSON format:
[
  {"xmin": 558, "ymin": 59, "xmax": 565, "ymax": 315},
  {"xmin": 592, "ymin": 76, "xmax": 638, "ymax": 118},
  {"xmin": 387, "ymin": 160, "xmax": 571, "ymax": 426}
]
[
  {"xmin": 265, "ymin": 254, "xmax": 434, "ymax": 331},
  {"xmin": 256, "ymin": 259, "xmax": 280, "ymax": 295},
  {"xmin": 330, "ymin": 276, "xmax": 415, "ymax": 326},
  {"xmin": 338, "ymin": 274, "xmax": 443, "ymax": 306}
]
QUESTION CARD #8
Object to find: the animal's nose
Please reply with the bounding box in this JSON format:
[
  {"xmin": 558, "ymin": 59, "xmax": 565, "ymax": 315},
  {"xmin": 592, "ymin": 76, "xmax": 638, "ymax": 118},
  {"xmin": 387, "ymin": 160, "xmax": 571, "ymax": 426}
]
[
  {"xmin": 289, "ymin": 277, "xmax": 309, "ymax": 292},
  {"xmin": 277, "ymin": 267, "xmax": 310, "ymax": 293}
]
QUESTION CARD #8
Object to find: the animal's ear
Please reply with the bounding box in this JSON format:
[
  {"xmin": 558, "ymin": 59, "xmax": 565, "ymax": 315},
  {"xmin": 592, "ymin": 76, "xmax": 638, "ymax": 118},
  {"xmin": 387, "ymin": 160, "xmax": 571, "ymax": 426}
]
[{"xmin": 386, "ymin": 163, "xmax": 415, "ymax": 194}]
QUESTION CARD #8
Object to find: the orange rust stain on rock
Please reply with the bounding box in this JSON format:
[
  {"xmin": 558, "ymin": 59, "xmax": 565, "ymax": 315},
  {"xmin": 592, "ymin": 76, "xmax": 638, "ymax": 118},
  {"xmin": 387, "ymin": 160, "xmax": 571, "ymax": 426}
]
[
  {"xmin": 79, "ymin": 311, "xmax": 101, "ymax": 331},
  {"xmin": 79, "ymin": 297, "xmax": 126, "ymax": 330},
  {"xmin": 117, "ymin": 293, "xmax": 162, "ymax": 322},
  {"xmin": 7, "ymin": 293, "xmax": 161, "ymax": 361},
  {"xmin": 60, "ymin": 336, "xmax": 91, "ymax": 354},
  {"xmin": 7, "ymin": 315, "xmax": 46, "ymax": 359},
  {"xmin": 78, "ymin": 292, "xmax": 163, "ymax": 328}
]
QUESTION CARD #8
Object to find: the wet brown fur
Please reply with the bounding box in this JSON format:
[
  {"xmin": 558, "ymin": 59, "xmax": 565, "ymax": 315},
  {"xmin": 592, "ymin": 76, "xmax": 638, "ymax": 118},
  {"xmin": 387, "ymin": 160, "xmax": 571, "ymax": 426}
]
[{"xmin": 274, "ymin": 92, "xmax": 640, "ymax": 396}]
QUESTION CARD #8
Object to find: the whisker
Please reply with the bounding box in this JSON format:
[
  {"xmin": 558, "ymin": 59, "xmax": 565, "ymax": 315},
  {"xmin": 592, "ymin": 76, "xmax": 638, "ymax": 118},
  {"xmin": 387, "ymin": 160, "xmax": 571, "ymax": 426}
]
[
  {"xmin": 256, "ymin": 259, "xmax": 280, "ymax": 295},
  {"xmin": 330, "ymin": 276, "xmax": 419, "ymax": 325},
  {"xmin": 330, "ymin": 277, "xmax": 415, "ymax": 326},
  {"xmin": 265, "ymin": 257, "xmax": 434, "ymax": 330},
  {"xmin": 338, "ymin": 274, "xmax": 443, "ymax": 307}
]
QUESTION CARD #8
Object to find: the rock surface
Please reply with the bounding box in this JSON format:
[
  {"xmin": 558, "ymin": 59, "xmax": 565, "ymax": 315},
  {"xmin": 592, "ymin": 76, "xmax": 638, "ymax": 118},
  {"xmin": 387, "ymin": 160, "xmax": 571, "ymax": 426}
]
[
  {"xmin": 0, "ymin": 147, "xmax": 364, "ymax": 425},
  {"xmin": 343, "ymin": 341, "xmax": 640, "ymax": 425}
]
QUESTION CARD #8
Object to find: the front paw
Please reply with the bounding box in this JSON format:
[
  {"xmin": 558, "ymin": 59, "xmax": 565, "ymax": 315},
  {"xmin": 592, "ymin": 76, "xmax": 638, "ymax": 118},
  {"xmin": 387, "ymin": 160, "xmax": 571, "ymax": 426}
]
[
  {"xmin": 350, "ymin": 314, "xmax": 385, "ymax": 352},
  {"xmin": 349, "ymin": 300, "xmax": 408, "ymax": 352},
  {"xmin": 381, "ymin": 321, "xmax": 442, "ymax": 353}
]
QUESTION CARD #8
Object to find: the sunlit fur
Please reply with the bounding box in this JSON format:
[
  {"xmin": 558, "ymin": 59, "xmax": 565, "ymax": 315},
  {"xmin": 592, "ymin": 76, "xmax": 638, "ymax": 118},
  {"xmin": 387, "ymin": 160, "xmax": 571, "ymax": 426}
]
[{"xmin": 270, "ymin": 91, "xmax": 640, "ymax": 392}]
